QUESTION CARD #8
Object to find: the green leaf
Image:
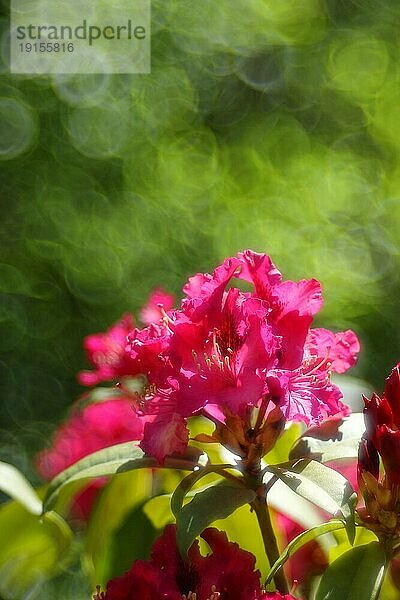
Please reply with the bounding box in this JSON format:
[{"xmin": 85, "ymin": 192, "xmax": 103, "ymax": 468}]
[
  {"xmin": 264, "ymin": 422, "xmax": 302, "ymax": 465},
  {"xmin": 267, "ymin": 459, "xmax": 357, "ymax": 543},
  {"xmin": 0, "ymin": 499, "xmax": 74, "ymax": 599},
  {"xmin": 43, "ymin": 441, "xmax": 206, "ymax": 512},
  {"xmin": 84, "ymin": 469, "xmax": 154, "ymax": 585},
  {"xmin": 144, "ymin": 494, "xmax": 270, "ymax": 581},
  {"xmin": 213, "ymin": 503, "xmax": 270, "ymax": 581},
  {"xmin": 170, "ymin": 464, "xmax": 238, "ymax": 518},
  {"xmin": 143, "ymin": 493, "xmax": 174, "ymax": 530},
  {"xmin": 175, "ymin": 480, "xmax": 256, "ymax": 555},
  {"xmin": 266, "ymin": 519, "xmax": 346, "ymax": 585},
  {"xmin": 315, "ymin": 542, "xmax": 386, "ymax": 600},
  {"xmin": 0, "ymin": 461, "xmax": 42, "ymax": 515},
  {"xmin": 290, "ymin": 413, "xmax": 365, "ymax": 463}
]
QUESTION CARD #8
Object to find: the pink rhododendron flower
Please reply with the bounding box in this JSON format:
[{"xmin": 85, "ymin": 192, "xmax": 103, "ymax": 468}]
[
  {"xmin": 79, "ymin": 314, "xmax": 137, "ymax": 387},
  {"xmin": 79, "ymin": 251, "xmax": 360, "ymax": 463},
  {"xmin": 79, "ymin": 289, "xmax": 175, "ymax": 387},
  {"xmin": 266, "ymin": 365, "xmax": 349, "ymax": 426},
  {"xmin": 304, "ymin": 328, "xmax": 360, "ymax": 374},
  {"xmin": 261, "ymin": 594, "xmax": 297, "ymax": 600},
  {"xmin": 101, "ymin": 524, "xmax": 277, "ymax": 599},
  {"xmin": 140, "ymin": 287, "xmax": 175, "ymax": 326}
]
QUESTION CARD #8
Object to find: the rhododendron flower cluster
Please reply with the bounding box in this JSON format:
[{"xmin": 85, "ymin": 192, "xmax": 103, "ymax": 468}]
[
  {"xmin": 94, "ymin": 525, "xmax": 297, "ymax": 600},
  {"xmin": 358, "ymin": 363, "xmax": 400, "ymax": 536},
  {"xmin": 79, "ymin": 250, "xmax": 359, "ymax": 463},
  {"xmin": 30, "ymin": 251, "xmax": 372, "ymax": 600}
]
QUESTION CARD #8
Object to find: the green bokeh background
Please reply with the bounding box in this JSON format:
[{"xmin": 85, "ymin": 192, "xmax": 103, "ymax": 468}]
[{"xmin": 1, "ymin": 0, "xmax": 400, "ymax": 481}]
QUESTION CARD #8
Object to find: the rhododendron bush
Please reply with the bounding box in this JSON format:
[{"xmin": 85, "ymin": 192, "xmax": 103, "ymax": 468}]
[{"xmin": 3, "ymin": 250, "xmax": 400, "ymax": 599}]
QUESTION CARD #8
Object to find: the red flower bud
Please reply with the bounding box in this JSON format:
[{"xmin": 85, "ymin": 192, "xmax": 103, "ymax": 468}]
[
  {"xmin": 376, "ymin": 425, "xmax": 400, "ymax": 485},
  {"xmin": 384, "ymin": 364, "xmax": 400, "ymax": 429},
  {"xmin": 358, "ymin": 436, "xmax": 379, "ymax": 482},
  {"xmin": 363, "ymin": 393, "xmax": 393, "ymax": 441}
]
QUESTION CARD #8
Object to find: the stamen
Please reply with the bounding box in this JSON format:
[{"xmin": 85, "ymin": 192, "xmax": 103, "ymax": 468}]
[
  {"xmin": 207, "ymin": 585, "xmax": 220, "ymax": 600},
  {"xmin": 303, "ymin": 352, "xmax": 331, "ymax": 376},
  {"xmin": 93, "ymin": 585, "xmax": 105, "ymax": 600},
  {"xmin": 159, "ymin": 306, "xmax": 174, "ymax": 325},
  {"xmin": 212, "ymin": 329, "xmax": 221, "ymax": 357}
]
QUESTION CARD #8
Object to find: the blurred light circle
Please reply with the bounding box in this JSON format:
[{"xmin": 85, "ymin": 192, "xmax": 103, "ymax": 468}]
[
  {"xmin": 327, "ymin": 33, "xmax": 389, "ymax": 100},
  {"xmin": 0, "ymin": 97, "xmax": 37, "ymax": 160},
  {"xmin": 235, "ymin": 52, "xmax": 285, "ymax": 93},
  {"xmin": 66, "ymin": 105, "xmax": 130, "ymax": 158},
  {"xmin": 52, "ymin": 73, "xmax": 112, "ymax": 107}
]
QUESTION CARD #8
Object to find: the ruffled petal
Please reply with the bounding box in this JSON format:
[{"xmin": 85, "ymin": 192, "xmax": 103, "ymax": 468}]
[
  {"xmin": 140, "ymin": 412, "xmax": 189, "ymax": 463},
  {"xmin": 305, "ymin": 328, "xmax": 360, "ymax": 374},
  {"xmin": 140, "ymin": 288, "xmax": 175, "ymax": 326}
]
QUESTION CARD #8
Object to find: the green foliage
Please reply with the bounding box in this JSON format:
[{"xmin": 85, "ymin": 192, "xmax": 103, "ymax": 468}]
[
  {"xmin": 174, "ymin": 480, "xmax": 255, "ymax": 555},
  {"xmin": 43, "ymin": 442, "xmax": 150, "ymax": 512},
  {"xmin": 0, "ymin": 460, "xmax": 42, "ymax": 514},
  {"xmin": 170, "ymin": 464, "xmax": 238, "ymax": 518},
  {"xmin": 83, "ymin": 470, "xmax": 155, "ymax": 585},
  {"xmin": 266, "ymin": 519, "xmax": 346, "ymax": 585},
  {"xmin": 0, "ymin": 499, "xmax": 73, "ymax": 599},
  {"xmin": 315, "ymin": 542, "xmax": 387, "ymax": 600},
  {"xmin": 267, "ymin": 459, "xmax": 357, "ymax": 543},
  {"xmin": 290, "ymin": 412, "xmax": 366, "ymax": 463},
  {"xmin": 43, "ymin": 442, "xmax": 205, "ymax": 512},
  {"xmin": 2, "ymin": 0, "xmax": 400, "ymax": 472}
]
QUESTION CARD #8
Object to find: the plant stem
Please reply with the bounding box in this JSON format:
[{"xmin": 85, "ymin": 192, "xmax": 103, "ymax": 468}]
[{"xmin": 252, "ymin": 495, "xmax": 289, "ymax": 595}]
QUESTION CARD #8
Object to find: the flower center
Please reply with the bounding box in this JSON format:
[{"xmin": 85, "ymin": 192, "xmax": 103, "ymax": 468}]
[{"xmin": 181, "ymin": 585, "xmax": 220, "ymax": 600}]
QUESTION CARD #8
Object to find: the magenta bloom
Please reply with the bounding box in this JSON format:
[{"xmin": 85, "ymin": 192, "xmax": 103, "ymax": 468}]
[
  {"xmin": 140, "ymin": 287, "xmax": 175, "ymax": 326},
  {"xmin": 102, "ymin": 524, "xmax": 278, "ymax": 600},
  {"xmin": 79, "ymin": 289, "xmax": 175, "ymax": 387},
  {"xmin": 304, "ymin": 328, "xmax": 360, "ymax": 374},
  {"xmin": 261, "ymin": 595, "xmax": 297, "ymax": 600},
  {"xmin": 79, "ymin": 251, "xmax": 359, "ymax": 463},
  {"xmin": 79, "ymin": 314, "xmax": 137, "ymax": 387}
]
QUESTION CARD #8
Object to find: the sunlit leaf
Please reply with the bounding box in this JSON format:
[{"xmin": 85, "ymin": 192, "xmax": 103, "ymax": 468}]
[
  {"xmin": 265, "ymin": 519, "xmax": 346, "ymax": 585},
  {"xmin": 143, "ymin": 488, "xmax": 269, "ymax": 580},
  {"xmin": 175, "ymin": 480, "xmax": 256, "ymax": 555},
  {"xmin": 83, "ymin": 469, "xmax": 154, "ymax": 585},
  {"xmin": 0, "ymin": 499, "xmax": 74, "ymax": 599},
  {"xmin": 0, "ymin": 461, "xmax": 42, "ymax": 515},
  {"xmin": 264, "ymin": 422, "xmax": 302, "ymax": 465},
  {"xmin": 290, "ymin": 413, "xmax": 365, "ymax": 463},
  {"xmin": 267, "ymin": 459, "xmax": 357, "ymax": 543},
  {"xmin": 170, "ymin": 464, "xmax": 240, "ymax": 518},
  {"xmin": 43, "ymin": 442, "xmax": 206, "ymax": 512},
  {"xmin": 315, "ymin": 542, "xmax": 386, "ymax": 600}
]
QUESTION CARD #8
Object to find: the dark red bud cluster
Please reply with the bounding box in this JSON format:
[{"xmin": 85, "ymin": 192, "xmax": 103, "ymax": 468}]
[{"xmin": 357, "ymin": 364, "xmax": 400, "ymax": 536}]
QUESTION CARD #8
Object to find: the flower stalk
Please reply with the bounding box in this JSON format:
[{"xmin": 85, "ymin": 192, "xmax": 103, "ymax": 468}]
[
  {"xmin": 252, "ymin": 494, "xmax": 289, "ymax": 595},
  {"xmin": 242, "ymin": 441, "xmax": 288, "ymax": 596}
]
